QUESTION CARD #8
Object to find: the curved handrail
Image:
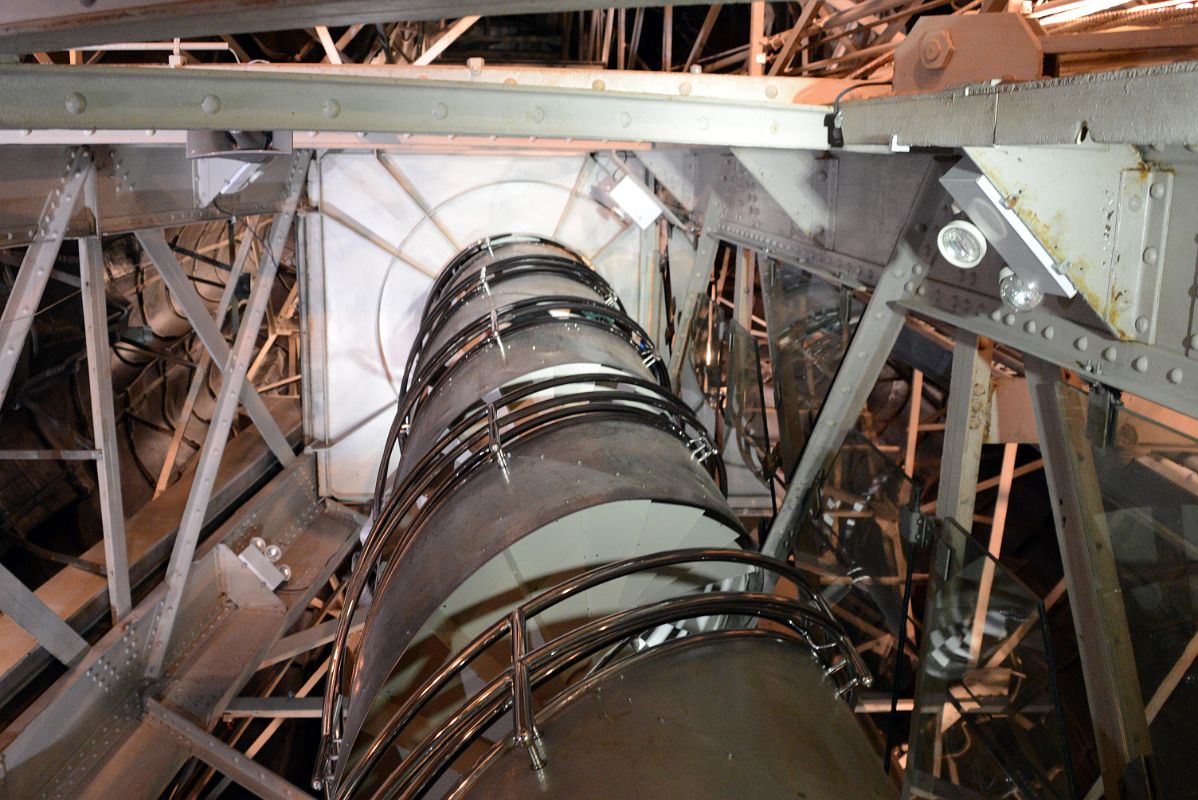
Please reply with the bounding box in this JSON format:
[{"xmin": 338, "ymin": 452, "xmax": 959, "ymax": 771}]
[
  {"xmin": 417, "ymin": 254, "xmax": 623, "ymax": 353},
  {"xmin": 366, "ymin": 593, "xmax": 868, "ymax": 800},
  {"xmin": 371, "ymin": 295, "xmax": 669, "ymax": 513},
  {"xmin": 420, "ymin": 234, "xmax": 589, "ymax": 320},
  {"xmin": 323, "ymin": 549, "xmax": 864, "ymax": 797},
  {"xmin": 403, "ymin": 294, "xmax": 666, "ymax": 398},
  {"xmin": 442, "ymin": 628, "xmax": 795, "ymax": 800},
  {"xmin": 317, "ymin": 386, "xmax": 730, "ymax": 780},
  {"xmin": 405, "ymin": 241, "xmax": 605, "ymax": 402}
]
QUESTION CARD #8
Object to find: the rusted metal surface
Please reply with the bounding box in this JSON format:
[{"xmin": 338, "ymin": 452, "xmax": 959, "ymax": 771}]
[
  {"xmin": 967, "ymin": 145, "xmax": 1175, "ymax": 342},
  {"xmin": 894, "ymin": 15, "xmax": 1046, "ymax": 95}
]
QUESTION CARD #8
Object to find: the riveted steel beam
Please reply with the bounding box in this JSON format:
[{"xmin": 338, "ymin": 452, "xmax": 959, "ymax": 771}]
[
  {"xmin": 135, "ymin": 228, "xmax": 295, "ymax": 467},
  {"xmin": 762, "ymin": 241, "xmax": 932, "ymax": 559},
  {"xmin": 0, "ymin": 147, "xmax": 92, "ymax": 407},
  {"xmin": 79, "ymin": 209, "xmax": 133, "ymax": 622},
  {"xmin": 145, "ymin": 153, "xmax": 310, "ymax": 678},
  {"xmin": 841, "ymin": 61, "xmax": 1198, "ymax": 148},
  {"xmin": 0, "ymin": 65, "xmax": 830, "ymax": 150},
  {"xmin": 763, "ymin": 163, "xmax": 949, "ymax": 559},
  {"xmin": 901, "ymin": 291, "xmax": 1198, "ymax": 422}
]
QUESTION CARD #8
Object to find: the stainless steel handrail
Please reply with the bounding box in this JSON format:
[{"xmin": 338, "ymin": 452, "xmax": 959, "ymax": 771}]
[
  {"xmin": 369, "ymin": 593, "xmax": 869, "ymax": 800},
  {"xmin": 316, "ymin": 383, "xmax": 730, "ymax": 784},
  {"xmin": 327, "ymin": 549, "xmax": 867, "ymax": 798},
  {"xmin": 441, "ymin": 628, "xmax": 797, "ymax": 800},
  {"xmin": 371, "ymin": 295, "xmax": 670, "ymax": 510}
]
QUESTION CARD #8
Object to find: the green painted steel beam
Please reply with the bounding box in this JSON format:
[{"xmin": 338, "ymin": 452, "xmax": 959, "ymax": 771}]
[{"xmin": 0, "ymin": 65, "xmax": 828, "ymax": 150}]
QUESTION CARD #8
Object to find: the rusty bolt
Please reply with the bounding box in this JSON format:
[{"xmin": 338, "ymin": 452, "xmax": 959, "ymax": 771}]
[{"xmin": 919, "ymin": 31, "xmax": 954, "ymax": 70}]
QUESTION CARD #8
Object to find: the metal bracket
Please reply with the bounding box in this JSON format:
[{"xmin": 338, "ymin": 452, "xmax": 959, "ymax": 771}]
[
  {"xmin": 237, "ymin": 537, "xmax": 291, "ymax": 591},
  {"xmin": 509, "ymin": 609, "xmax": 547, "ymax": 771},
  {"xmin": 480, "ymin": 264, "xmax": 508, "ymax": 363},
  {"xmin": 688, "ymin": 434, "xmax": 717, "ymax": 465},
  {"xmin": 486, "ymin": 402, "xmax": 510, "ymax": 481},
  {"xmin": 900, "ymin": 504, "xmax": 934, "ymax": 549}
]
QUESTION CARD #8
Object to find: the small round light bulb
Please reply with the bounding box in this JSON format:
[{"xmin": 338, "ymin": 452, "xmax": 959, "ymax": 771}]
[
  {"xmin": 999, "ymin": 266, "xmax": 1044, "ymax": 312},
  {"xmin": 937, "ymin": 219, "xmax": 987, "ymax": 269}
]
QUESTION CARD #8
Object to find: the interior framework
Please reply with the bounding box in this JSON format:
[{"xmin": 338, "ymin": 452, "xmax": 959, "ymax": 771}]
[{"xmin": 0, "ymin": 4, "xmax": 1195, "ymax": 799}]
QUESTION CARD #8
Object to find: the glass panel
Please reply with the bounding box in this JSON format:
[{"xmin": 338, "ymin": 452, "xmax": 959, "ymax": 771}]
[
  {"xmin": 791, "ymin": 430, "xmax": 920, "ymax": 697},
  {"xmin": 906, "ymin": 519, "xmax": 1072, "ymax": 799},
  {"xmin": 760, "ymin": 260, "xmax": 863, "ymax": 476},
  {"xmin": 1055, "ymin": 383, "xmax": 1198, "ymax": 799},
  {"xmin": 686, "ymin": 286, "xmax": 722, "ymax": 406},
  {"xmin": 724, "ymin": 319, "xmax": 773, "ymax": 489}
]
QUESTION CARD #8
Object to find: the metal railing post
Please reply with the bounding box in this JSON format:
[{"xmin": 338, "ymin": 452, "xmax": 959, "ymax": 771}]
[{"xmin": 510, "ymin": 608, "xmax": 547, "ymax": 770}]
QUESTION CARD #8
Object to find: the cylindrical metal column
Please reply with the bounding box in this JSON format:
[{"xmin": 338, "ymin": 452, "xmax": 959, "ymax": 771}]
[
  {"xmin": 316, "ymin": 235, "xmax": 744, "ymax": 791},
  {"xmin": 316, "ymin": 235, "xmax": 890, "ymax": 800}
]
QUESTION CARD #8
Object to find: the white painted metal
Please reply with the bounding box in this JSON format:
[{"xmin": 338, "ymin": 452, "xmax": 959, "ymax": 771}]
[
  {"xmin": 304, "ymin": 151, "xmax": 646, "ymax": 499},
  {"xmin": 78, "ymin": 228, "xmax": 133, "ymax": 622}
]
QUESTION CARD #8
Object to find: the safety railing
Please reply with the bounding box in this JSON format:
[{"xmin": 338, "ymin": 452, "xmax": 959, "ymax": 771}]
[
  {"xmin": 319, "ymin": 548, "xmax": 871, "ymax": 799},
  {"xmin": 372, "ymin": 295, "xmax": 669, "ymax": 511},
  {"xmin": 317, "ymin": 374, "xmax": 729, "ymax": 780},
  {"xmin": 416, "ymin": 254, "xmax": 622, "ymax": 351},
  {"xmin": 418, "ymin": 233, "xmax": 588, "ymax": 321}
]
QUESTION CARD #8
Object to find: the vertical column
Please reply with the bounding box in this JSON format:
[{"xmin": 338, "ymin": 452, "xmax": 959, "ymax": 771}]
[
  {"xmin": 748, "ymin": 1, "xmax": 766, "ymax": 76},
  {"xmin": 1027, "ymin": 358, "xmax": 1154, "ymax": 798},
  {"xmin": 936, "ymin": 331, "xmax": 992, "ymax": 525},
  {"xmin": 78, "ymin": 221, "xmax": 132, "ymax": 621}
]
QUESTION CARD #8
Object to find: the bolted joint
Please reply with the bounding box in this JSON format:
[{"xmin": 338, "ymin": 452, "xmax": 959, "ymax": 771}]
[{"xmin": 919, "ymin": 31, "xmax": 954, "ymax": 70}]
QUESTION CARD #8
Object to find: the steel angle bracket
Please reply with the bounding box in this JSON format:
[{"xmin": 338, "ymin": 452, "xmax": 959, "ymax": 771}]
[{"xmin": 762, "ymin": 163, "xmax": 950, "ymax": 561}]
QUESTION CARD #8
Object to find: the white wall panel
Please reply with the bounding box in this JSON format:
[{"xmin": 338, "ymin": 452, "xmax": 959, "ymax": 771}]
[{"xmin": 304, "ymin": 151, "xmax": 648, "ymax": 499}]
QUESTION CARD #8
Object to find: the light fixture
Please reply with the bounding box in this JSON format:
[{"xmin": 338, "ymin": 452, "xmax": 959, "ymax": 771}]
[
  {"xmin": 999, "ymin": 266, "xmax": 1044, "ymax": 312},
  {"xmin": 937, "ymin": 219, "xmax": 988, "ymax": 269},
  {"xmin": 940, "ymin": 162, "xmax": 1077, "ymax": 298}
]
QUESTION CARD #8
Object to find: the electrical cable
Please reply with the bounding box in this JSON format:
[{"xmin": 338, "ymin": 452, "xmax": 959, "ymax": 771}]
[{"xmin": 825, "ymin": 80, "xmax": 894, "ymax": 147}]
